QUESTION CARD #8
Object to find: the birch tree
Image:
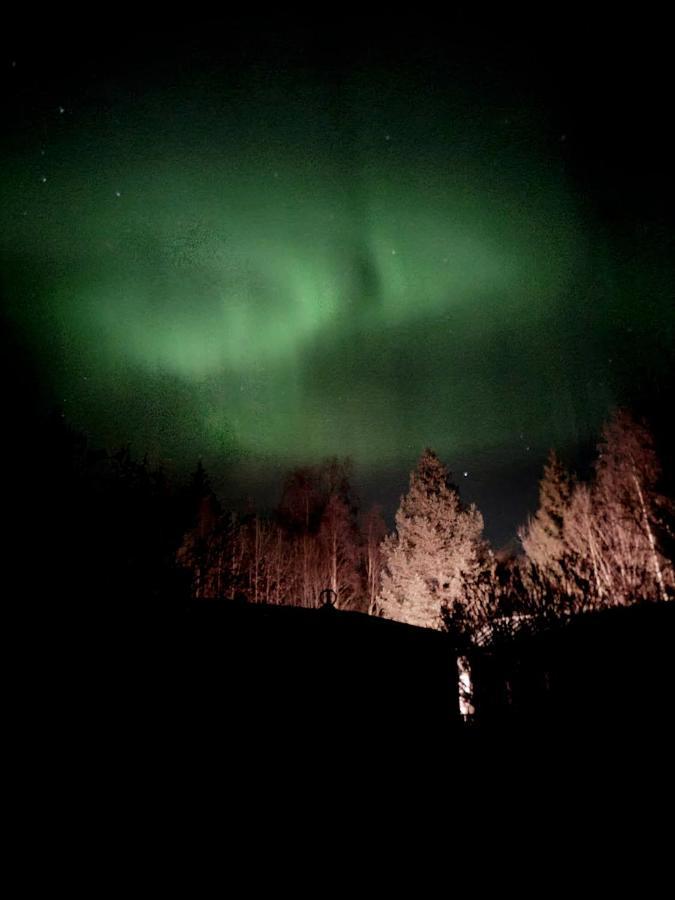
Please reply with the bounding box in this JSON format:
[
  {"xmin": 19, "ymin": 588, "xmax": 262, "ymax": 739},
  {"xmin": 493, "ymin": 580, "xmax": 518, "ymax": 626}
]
[
  {"xmin": 590, "ymin": 410, "xmax": 672, "ymax": 604},
  {"xmin": 318, "ymin": 493, "xmax": 364, "ymax": 611},
  {"xmin": 363, "ymin": 505, "xmax": 387, "ymax": 615}
]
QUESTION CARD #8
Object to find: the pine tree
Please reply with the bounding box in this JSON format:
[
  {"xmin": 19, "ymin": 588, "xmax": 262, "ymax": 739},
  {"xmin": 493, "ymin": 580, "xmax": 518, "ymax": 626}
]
[
  {"xmin": 519, "ymin": 450, "xmax": 576, "ymax": 602},
  {"xmin": 375, "ymin": 449, "xmax": 486, "ymax": 630}
]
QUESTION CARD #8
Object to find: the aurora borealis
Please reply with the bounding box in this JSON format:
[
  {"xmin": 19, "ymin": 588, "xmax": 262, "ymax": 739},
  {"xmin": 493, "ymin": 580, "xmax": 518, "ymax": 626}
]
[{"xmin": 2, "ymin": 12, "xmax": 673, "ymax": 542}]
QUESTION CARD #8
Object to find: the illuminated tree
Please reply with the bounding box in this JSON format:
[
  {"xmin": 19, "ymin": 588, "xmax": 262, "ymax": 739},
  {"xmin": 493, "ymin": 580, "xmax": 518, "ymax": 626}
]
[
  {"xmin": 363, "ymin": 505, "xmax": 387, "ymax": 614},
  {"xmin": 562, "ymin": 481, "xmax": 611, "ymax": 608},
  {"xmin": 318, "ymin": 493, "xmax": 363, "ymax": 611},
  {"xmin": 374, "ymin": 449, "xmax": 487, "ymax": 630},
  {"xmin": 583, "ymin": 410, "xmax": 673, "ymax": 605},
  {"xmin": 519, "ymin": 450, "xmax": 577, "ymax": 605},
  {"xmin": 278, "ymin": 458, "xmax": 358, "ymax": 608},
  {"xmin": 520, "ymin": 411, "xmax": 674, "ymax": 612}
]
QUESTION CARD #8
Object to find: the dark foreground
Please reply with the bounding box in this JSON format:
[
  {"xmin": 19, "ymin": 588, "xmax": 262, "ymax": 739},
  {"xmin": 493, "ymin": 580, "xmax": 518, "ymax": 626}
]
[{"xmin": 22, "ymin": 599, "xmax": 675, "ymax": 769}]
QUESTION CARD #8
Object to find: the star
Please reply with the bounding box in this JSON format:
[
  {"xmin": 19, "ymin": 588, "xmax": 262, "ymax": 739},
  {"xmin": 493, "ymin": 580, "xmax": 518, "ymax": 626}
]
[
  {"xmin": 115, "ymin": 191, "xmax": 121, "ymax": 197},
  {"xmin": 41, "ymin": 176, "xmax": 47, "ymax": 183},
  {"xmin": 59, "ymin": 106, "xmax": 65, "ymax": 114},
  {"xmin": 463, "ymin": 471, "xmax": 469, "ymax": 477}
]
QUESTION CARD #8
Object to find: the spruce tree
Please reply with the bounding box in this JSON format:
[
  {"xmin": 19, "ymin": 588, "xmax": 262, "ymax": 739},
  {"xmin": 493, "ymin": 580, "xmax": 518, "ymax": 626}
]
[
  {"xmin": 519, "ymin": 450, "xmax": 575, "ymax": 600},
  {"xmin": 375, "ymin": 449, "xmax": 486, "ymax": 630}
]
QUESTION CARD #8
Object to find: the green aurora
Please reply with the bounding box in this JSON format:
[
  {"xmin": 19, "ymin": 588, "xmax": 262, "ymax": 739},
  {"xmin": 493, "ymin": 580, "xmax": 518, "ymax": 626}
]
[{"xmin": 2, "ymin": 52, "xmax": 673, "ymax": 535}]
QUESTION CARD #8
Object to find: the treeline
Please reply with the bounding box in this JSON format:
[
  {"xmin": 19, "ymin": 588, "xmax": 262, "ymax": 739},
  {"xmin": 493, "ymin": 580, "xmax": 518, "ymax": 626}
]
[
  {"xmin": 518, "ymin": 410, "xmax": 673, "ymax": 613},
  {"xmin": 176, "ymin": 408, "xmax": 675, "ymax": 643},
  {"xmin": 22, "ymin": 407, "xmax": 674, "ymax": 640},
  {"xmin": 177, "ymin": 458, "xmax": 386, "ymax": 614}
]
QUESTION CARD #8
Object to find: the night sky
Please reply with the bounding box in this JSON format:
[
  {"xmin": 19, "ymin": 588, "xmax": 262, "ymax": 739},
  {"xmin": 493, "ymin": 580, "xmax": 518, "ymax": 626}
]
[{"xmin": 2, "ymin": 10, "xmax": 673, "ymax": 544}]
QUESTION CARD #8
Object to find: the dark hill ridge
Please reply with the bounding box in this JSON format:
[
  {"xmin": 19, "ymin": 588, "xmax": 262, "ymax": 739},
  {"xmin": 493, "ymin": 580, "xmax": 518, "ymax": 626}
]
[
  {"xmin": 21, "ymin": 598, "xmax": 674, "ymax": 783},
  {"xmin": 155, "ymin": 599, "xmax": 675, "ymax": 754},
  {"xmin": 155, "ymin": 601, "xmax": 462, "ymax": 746},
  {"xmin": 21, "ymin": 600, "xmax": 461, "ymax": 769},
  {"xmin": 472, "ymin": 600, "xmax": 675, "ymax": 738}
]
